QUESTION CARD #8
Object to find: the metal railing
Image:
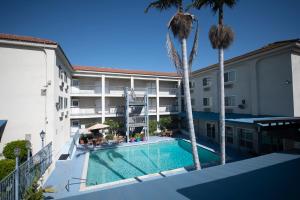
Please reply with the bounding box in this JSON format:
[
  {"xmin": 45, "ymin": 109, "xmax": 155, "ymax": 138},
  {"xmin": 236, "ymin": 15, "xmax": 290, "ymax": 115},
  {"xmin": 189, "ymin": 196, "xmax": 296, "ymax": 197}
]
[
  {"xmin": 70, "ymin": 107, "xmax": 102, "ymax": 115},
  {"xmin": 106, "ymin": 106, "xmax": 125, "ymax": 114},
  {"xmin": 159, "ymin": 87, "xmax": 178, "ymax": 95},
  {"xmin": 134, "ymin": 87, "xmax": 156, "ymax": 95},
  {"xmin": 107, "ymin": 86, "xmax": 127, "ymax": 94},
  {"xmin": 71, "ymin": 85, "xmax": 102, "ymax": 94},
  {"xmin": 160, "ymin": 105, "xmax": 178, "ymax": 112},
  {"xmin": 0, "ymin": 142, "xmax": 52, "ymax": 200}
]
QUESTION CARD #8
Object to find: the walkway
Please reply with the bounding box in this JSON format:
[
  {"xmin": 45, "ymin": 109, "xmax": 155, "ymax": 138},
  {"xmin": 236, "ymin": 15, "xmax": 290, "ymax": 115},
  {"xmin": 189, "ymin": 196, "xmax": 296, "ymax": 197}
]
[{"xmin": 58, "ymin": 153, "xmax": 300, "ymax": 200}]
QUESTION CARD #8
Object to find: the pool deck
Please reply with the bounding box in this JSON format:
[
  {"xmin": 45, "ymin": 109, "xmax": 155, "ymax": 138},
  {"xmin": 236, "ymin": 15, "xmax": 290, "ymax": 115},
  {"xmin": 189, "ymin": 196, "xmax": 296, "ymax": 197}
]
[
  {"xmin": 43, "ymin": 136, "xmax": 249, "ymax": 199},
  {"xmin": 58, "ymin": 153, "xmax": 300, "ymax": 200}
]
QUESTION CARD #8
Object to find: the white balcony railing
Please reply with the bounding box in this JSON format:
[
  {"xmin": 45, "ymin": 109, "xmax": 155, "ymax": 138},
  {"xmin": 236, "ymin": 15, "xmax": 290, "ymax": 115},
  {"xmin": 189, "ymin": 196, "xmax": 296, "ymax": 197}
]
[
  {"xmin": 134, "ymin": 87, "xmax": 156, "ymax": 95},
  {"xmin": 71, "ymin": 85, "xmax": 101, "ymax": 94},
  {"xmin": 106, "ymin": 86, "xmax": 127, "ymax": 95},
  {"xmin": 105, "ymin": 106, "xmax": 125, "ymax": 114},
  {"xmin": 70, "ymin": 106, "xmax": 102, "ymax": 116},
  {"xmin": 159, "ymin": 105, "xmax": 178, "ymax": 113},
  {"xmin": 159, "ymin": 87, "xmax": 178, "ymax": 95}
]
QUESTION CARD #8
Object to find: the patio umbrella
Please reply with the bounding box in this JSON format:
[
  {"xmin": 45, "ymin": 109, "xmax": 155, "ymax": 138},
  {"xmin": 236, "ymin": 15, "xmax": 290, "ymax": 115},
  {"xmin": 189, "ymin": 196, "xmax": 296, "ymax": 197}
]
[{"xmin": 87, "ymin": 123, "xmax": 109, "ymax": 131}]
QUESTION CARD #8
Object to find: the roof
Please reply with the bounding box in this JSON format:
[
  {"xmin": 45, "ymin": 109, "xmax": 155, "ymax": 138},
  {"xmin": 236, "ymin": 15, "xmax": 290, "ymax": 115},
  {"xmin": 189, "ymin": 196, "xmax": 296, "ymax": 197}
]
[
  {"xmin": 193, "ymin": 38, "xmax": 300, "ymax": 75},
  {"xmin": 73, "ymin": 66, "xmax": 179, "ymax": 77},
  {"xmin": 0, "ymin": 120, "xmax": 7, "ymax": 142},
  {"xmin": 179, "ymin": 111, "xmax": 274, "ymax": 125},
  {"xmin": 58, "ymin": 153, "xmax": 300, "ymax": 200},
  {"xmin": 0, "ymin": 33, "xmax": 57, "ymax": 45},
  {"xmin": 0, "ymin": 120, "xmax": 7, "ymax": 128}
]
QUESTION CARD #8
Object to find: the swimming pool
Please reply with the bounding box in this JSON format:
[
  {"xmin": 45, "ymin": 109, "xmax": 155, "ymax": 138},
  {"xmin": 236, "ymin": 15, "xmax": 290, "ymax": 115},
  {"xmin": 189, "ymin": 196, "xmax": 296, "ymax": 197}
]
[{"xmin": 86, "ymin": 139, "xmax": 219, "ymax": 186}]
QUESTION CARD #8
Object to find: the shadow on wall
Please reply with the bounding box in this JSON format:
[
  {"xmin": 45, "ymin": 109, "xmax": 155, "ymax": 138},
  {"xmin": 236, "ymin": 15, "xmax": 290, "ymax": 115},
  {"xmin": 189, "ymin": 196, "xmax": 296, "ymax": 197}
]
[{"xmin": 177, "ymin": 158, "xmax": 300, "ymax": 200}]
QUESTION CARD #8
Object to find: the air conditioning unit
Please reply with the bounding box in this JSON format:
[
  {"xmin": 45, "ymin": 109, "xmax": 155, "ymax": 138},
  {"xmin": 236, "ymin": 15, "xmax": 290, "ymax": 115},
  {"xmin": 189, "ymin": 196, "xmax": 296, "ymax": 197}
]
[{"xmin": 55, "ymin": 102, "xmax": 60, "ymax": 110}]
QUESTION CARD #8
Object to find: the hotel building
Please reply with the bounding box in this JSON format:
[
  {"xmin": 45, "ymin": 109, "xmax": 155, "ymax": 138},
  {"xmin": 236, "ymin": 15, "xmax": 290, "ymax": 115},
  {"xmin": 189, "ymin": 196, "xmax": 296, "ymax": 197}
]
[
  {"xmin": 188, "ymin": 39, "xmax": 300, "ymax": 154},
  {"xmin": 0, "ymin": 33, "xmax": 299, "ymax": 160}
]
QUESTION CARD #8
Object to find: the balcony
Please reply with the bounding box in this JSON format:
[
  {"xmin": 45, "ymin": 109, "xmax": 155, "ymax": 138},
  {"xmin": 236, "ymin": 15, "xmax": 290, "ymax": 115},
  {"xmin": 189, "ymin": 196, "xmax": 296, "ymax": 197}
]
[
  {"xmin": 159, "ymin": 87, "xmax": 178, "ymax": 96},
  {"xmin": 105, "ymin": 106, "xmax": 125, "ymax": 115},
  {"xmin": 159, "ymin": 105, "xmax": 178, "ymax": 113},
  {"xmin": 71, "ymin": 85, "xmax": 101, "ymax": 96},
  {"xmin": 134, "ymin": 87, "xmax": 156, "ymax": 95},
  {"xmin": 106, "ymin": 86, "xmax": 126, "ymax": 96},
  {"xmin": 70, "ymin": 106, "xmax": 102, "ymax": 118}
]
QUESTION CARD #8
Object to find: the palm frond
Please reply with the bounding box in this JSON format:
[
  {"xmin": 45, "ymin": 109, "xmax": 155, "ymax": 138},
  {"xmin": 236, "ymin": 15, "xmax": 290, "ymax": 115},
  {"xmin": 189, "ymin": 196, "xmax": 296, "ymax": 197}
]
[
  {"xmin": 189, "ymin": 0, "xmax": 237, "ymax": 13},
  {"xmin": 166, "ymin": 32, "xmax": 183, "ymax": 76},
  {"xmin": 209, "ymin": 24, "xmax": 234, "ymax": 49},
  {"xmin": 169, "ymin": 12, "xmax": 194, "ymax": 39},
  {"xmin": 145, "ymin": 0, "xmax": 182, "ymax": 13},
  {"xmin": 188, "ymin": 21, "xmax": 199, "ymax": 71}
]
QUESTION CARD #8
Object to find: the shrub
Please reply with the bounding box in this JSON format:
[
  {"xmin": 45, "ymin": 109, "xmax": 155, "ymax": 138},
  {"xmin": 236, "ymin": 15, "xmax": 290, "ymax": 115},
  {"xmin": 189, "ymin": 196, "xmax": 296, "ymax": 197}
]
[
  {"xmin": 149, "ymin": 120, "xmax": 158, "ymax": 136},
  {"xmin": 3, "ymin": 140, "xmax": 28, "ymax": 162},
  {"xmin": 0, "ymin": 159, "xmax": 15, "ymax": 180},
  {"xmin": 159, "ymin": 117, "xmax": 172, "ymax": 131}
]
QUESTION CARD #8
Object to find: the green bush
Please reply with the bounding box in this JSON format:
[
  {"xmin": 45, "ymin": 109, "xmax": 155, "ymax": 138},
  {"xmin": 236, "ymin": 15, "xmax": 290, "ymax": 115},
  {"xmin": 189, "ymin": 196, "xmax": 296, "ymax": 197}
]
[
  {"xmin": 3, "ymin": 140, "xmax": 28, "ymax": 162},
  {"xmin": 149, "ymin": 120, "xmax": 158, "ymax": 136},
  {"xmin": 159, "ymin": 116, "xmax": 172, "ymax": 131},
  {"xmin": 0, "ymin": 159, "xmax": 15, "ymax": 180}
]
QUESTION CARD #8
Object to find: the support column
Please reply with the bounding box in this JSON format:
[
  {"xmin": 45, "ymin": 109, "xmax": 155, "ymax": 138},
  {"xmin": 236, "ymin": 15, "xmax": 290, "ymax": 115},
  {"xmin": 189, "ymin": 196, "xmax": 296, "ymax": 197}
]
[
  {"xmin": 177, "ymin": 80, "xmax": 182, "ymax": 112},
  {"xmin": 156, "ymin": 78, "xmax": 160, "ymax": 130},
  {"xmin": 101, "ymin": 75, "xmax": 105, "ymax": 123},
  {"xmin": 130, "ymin": 76, "xmax": 134, "ymax": 89}
]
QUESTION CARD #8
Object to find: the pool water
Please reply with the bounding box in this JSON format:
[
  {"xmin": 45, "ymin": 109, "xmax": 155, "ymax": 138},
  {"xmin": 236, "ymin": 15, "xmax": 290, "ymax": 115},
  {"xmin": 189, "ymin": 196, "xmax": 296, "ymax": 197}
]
[{"xmin": 86, "ymin": 139, "xmax": 219, "ymax": 186}]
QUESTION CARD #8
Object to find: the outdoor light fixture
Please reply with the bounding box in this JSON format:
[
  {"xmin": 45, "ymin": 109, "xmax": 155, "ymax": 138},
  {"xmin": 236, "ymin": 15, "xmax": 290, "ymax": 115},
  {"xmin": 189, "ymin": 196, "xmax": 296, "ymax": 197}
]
[
  {"xmin": 26, "ymin": 141, "xmax": 31, "ymax": 150},
  {"xmin": 40, "ymin": 130, "xmax": 46, "ymax": 148},
  {"xmin": 284, "ymin": 80, "xmax": 291, "ymax": 85}
]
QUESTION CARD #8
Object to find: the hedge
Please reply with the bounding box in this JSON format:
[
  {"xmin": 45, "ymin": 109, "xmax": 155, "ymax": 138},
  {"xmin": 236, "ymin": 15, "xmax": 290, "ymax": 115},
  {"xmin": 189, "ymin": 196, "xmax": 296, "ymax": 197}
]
[
  {"xmin": 0, "ymin": 159, "xmax": 15, "ymax": 180},
  {"xmin": 3, "ymin": 140, "xmax": 28, "ymax": 162}
]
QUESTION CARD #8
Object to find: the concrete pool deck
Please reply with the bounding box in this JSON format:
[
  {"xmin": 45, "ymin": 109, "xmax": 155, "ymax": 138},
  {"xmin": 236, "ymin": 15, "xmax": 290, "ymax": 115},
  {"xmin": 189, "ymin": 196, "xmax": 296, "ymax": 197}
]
[
  {"xmin": 43, "ymin": 136, "xmax": 249, "ymax": 199},
  {"xmin": 58, "ymin": 153, "xmax": 300, "ymax": 200}
]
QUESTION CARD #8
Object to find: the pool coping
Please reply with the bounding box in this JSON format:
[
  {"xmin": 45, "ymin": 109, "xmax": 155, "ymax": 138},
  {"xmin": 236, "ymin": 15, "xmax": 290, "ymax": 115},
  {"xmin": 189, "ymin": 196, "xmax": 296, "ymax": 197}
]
[{"xmin": 79, "ymin": 138, "xmax": 217, "ymax": 191}]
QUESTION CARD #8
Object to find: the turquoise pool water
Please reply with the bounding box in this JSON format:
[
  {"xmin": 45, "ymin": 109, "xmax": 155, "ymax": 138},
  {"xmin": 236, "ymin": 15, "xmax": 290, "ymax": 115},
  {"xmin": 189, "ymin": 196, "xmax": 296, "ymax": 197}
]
[{"xmin": 86, "ymin": 139, "xmax": 219, "ymax": 186}]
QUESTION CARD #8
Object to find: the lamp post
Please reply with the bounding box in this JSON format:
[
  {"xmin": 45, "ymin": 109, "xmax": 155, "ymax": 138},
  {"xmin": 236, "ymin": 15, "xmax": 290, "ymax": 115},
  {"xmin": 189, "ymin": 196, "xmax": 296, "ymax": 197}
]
[
  {"xmin": 25, "ymin": 141, "xmax": 31, "ymax": 188},
  {"xmin": 40, "ymin": 130, "xmax": 46, "ymax": 148},
  {"xmin": 14, "ymin": 147, "xmax": 21, "ymax": 200}
]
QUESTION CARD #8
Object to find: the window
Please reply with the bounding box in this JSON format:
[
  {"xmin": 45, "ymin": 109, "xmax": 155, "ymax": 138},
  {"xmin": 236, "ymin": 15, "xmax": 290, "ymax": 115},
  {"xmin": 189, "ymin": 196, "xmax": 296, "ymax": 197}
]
[
  {"xmin": 206, "ymin": 123, "xmax": 216, "ymax": 139},
  {"xmin": 71, "ymin": 120, "xmax": 80, "ymax": 127},
  {"xmin": 72, "ymin": 79, "xmax": 79, "ymax": 87},
  {"xmin": 238, "ymin": 129, "xmax": 253, "ymax": 149},
  {"xmin": 203, "ymin": 97, "xmax": 211, "ymax": 107},
  {"xmin": 189, "ymin": 81, "xmax": 195, "ymax": 88},
  {"xmin": 58, "ymin": 66, "xmax": 63, "ymax": 79},
  {"xmin": 224, "ymin": 71, "xmax": 236, "ymax": 83},
  {"xmin": 58, "ymin": 96, "xmax": 63, "ymax": 110},
  {"xmin": 203, "ymin": 77, "xmax": 211, "ymax": 87},
  {"xmin": 225, "ymin": 96, "xmax": 236, "ymax": 107},
  {"xmin": 64, "ymin": 71, "xmax": 67, "ymax": 83},
  {"xmin": 191, "ymin": 98, "xmax": 195, "ymax": 106},
  {"xmin": 71, "ymin": 99, "xmax": 79, "ymax": 107},
  {"xmin": 225, "ymin": 126, "xmax": 234, "ymax": 144},
  {"xmin": 64, "ymin": 98, "xmax": 68, "ymax": 109}
]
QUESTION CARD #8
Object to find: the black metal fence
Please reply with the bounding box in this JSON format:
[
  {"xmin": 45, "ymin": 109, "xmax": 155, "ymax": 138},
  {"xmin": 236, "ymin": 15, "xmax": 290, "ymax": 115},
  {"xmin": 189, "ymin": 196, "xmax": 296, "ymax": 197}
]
[{"xmin": 0, "ymin": 142, "xmax": 52, "ymax": 200}]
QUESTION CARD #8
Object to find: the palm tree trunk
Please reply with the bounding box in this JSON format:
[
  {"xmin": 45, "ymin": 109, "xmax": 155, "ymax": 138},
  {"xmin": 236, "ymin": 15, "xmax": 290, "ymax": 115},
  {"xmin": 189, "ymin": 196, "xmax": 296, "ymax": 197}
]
[
  {"xmin": 219, "ymin": 47, "xmax": 226, "ymax": 165},
  {"xmin": 181, "ymin": 38, "xmax": 201, "ymax": 170}
]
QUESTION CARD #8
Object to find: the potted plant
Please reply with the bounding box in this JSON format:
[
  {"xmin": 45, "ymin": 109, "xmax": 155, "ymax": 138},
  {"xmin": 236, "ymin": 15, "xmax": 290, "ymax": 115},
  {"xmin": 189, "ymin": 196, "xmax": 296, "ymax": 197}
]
[{"xmin": 135, "ymin": 133, "xmax": 141, "ymax": 142}]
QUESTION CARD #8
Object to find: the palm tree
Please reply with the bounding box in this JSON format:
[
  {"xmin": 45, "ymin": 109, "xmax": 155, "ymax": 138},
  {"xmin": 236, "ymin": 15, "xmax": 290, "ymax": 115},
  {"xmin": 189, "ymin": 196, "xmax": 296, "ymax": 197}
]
[
  {"xmin": 145, "ymin": 0, "xmax": 201, "ymax": 170},
  {"xmin": 189, "ymin": 0, "xmax": 236, "ymax": 165}
]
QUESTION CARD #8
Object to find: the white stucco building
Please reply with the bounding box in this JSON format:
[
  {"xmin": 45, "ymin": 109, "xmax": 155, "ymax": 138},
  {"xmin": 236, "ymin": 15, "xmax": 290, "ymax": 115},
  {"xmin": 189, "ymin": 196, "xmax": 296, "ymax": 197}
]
[
  {"xmin": 0, "ymin": 33, "xmax": 299, "ymax": 159},
  {"xmin": 188, "ymin": 39, "xmax": 300, "ymax": 154},
  {"xmin": 0, "ymin": 34, "xmax": 181, "ymax": 159}
]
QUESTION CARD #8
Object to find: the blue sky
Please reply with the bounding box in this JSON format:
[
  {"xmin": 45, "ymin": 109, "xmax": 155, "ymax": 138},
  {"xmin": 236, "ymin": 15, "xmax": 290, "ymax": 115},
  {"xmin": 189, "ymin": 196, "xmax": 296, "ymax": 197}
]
[{"xmin": 0, "ymin": 0, "xmax": 300, "ymax": 72}]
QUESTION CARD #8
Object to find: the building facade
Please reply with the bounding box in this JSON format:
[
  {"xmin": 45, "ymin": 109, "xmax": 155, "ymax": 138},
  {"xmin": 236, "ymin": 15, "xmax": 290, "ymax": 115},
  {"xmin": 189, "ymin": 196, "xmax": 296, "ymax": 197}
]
[
  {"xmin": 189, "ymin": 39, "xmax": 300, "ymax": 154},
  {"xmin": 70, "ymin": 66, "xmax": 181, "ymax": 135},
  {"xmin": 0, "ymin": 34, "xmax": 72, "ymax": 160}
]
